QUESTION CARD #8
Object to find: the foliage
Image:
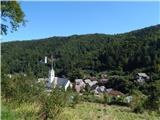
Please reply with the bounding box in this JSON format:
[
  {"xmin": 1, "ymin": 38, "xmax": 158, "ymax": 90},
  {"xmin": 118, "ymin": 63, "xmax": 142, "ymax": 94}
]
[
  {"xmin": 1, "ymin": 104, "xmax": 17, "ymax": 120},
  {"xmin": 145, "ymin": 80, "xmax": 160, "ymax": 111},
  {"xmin": 1, "ymin": 1, "xmax": 25, "ymax": 35},
  {"xmin": 3, "ymin": 100, "xmax": 160, "ymax": 120},
  {"xmin": 103, "ymin": 93, "xmax": 126, "ymax": 106},
  {"xmin": 2, "ymin": 98, "xmax": 40, "ymax": 120},
  {"xmin": 130, "ymin": 90, "xmax": 147, "ymax": 113},
  {"xmin": 68, "ymin": 93, "xmax": 80, "ymax": 108},
  {"xmin": 2, "ymin": 25, "xmax": 160, "ymax": 80},
  {"xmin": 107, "ymin": 76, "xmax": 133, "ymax": 93},
  {"xmin": 1, "ymin": 75, "xmax": 44, "ymax": 103},
  {"xmin": 39, "ymin": 88, "xmax": 70, "ymax": 120},
  {"xmin": 81, "ymin": 93, "xmax": 104, "ymax": 104},
  {"xmin": 68, "ymin": 69, "xmax": 83, "ymax": 82},
  {"xmin": 1, "ymin": 76, "xmax": 79, "ymax": 120},
  {"xmin": 62, "ymin": 102, "xmax": 160, "ymax": 120}
]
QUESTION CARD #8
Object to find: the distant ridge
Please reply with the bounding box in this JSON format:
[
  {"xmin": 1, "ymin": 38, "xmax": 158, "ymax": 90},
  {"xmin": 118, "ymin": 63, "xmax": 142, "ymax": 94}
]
[
  {"xmin": 2, "ymin": 24, "xmax": 160, "ymax": 78},
  {"xmin": 3, "ymin": 24, "xmax": 160, "ymax": 43}
]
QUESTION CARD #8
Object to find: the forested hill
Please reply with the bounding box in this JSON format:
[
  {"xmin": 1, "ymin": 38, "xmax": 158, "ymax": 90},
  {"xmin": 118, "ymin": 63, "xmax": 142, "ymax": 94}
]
[{"xmin": 2, "ymin": 24, "xmax": 160, "ymax": 79}]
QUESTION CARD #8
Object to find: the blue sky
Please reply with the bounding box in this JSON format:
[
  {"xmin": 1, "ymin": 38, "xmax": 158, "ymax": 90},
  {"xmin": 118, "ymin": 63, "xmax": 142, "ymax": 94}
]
[{"xmin": 2, "ymin": 1, "xmax": 160, "ymax": 42}]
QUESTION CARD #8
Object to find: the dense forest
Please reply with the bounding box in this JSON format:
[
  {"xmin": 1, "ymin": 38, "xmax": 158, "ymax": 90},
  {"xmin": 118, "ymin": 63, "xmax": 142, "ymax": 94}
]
[{"xmin": 2, "ymin": 24, "xmax": 160, "ymax": 80}]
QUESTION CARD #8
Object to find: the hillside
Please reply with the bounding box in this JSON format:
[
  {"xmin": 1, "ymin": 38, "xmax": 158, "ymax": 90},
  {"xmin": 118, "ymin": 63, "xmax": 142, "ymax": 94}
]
[
  {"xmin": 62, "ymin": 102, "xmax": 160, "ymax": 120},
  {"xmin": 2, "ymin": 25, "xmax": 160, "ymax": 120},
  {"xmin": 2, "ymin": 101, "xmax": 160, "ymax": 120},
  {"xmin": 2, "ymin": 25, "xmax": 160, "ymax": 79}
]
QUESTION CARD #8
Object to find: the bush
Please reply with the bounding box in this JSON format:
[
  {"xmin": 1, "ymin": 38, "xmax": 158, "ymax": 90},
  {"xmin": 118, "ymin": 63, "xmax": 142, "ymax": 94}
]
[
  {"xmin": 107, "ymin": 76, "xmax": 133, "ymax": 93},
  {"xmin": 103, "ymin": 93, "xmax": 112, "ymax": 104},
  {"xmin": 68, "ymin": 69, "xmax": 83, "ymax": 82},
  {"xmin": 130, "ymin": 90, "xmax": 147, "ymax": 113},
  {"xmin": 1, "ymin": 75, "xmax": 43, "ymax": 103},
  {"xmin": 81, "ymin": 93, "xmax": 103, "ymax": 104},
  {"xmin": 67, "ymin": 93, "xmax": 80, "ymax": 108},
  {"xmin": 103, "ymin": 94, "xmax": 126, "ymax": 106},
  {"xmin": 39, "ymin": 88, "xmax": 69, "ymax": 120},
  {"xmin": 145, "ymin": 80, "xmax": 160, "ymax": 111}
]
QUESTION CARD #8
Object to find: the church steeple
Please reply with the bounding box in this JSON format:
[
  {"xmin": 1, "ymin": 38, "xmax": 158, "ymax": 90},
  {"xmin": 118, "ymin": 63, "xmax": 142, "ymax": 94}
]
[
  {"xmin": 45, "ymin": 55, "xmax": 71, "ymax": 91},
  {"xmin": 47, "ymin": 55, "xmax": 56, "ymax": 87},
  {"xmin": 50, "ymin": 64, "xmax": 55, "ymax": 82},
  {"xmin": 50, "ymin": 55, "xmax": 55, "ymax": 83},
  {"xmin": 46, "ymin": 55, "xmax": 59, "ymax": 89}
]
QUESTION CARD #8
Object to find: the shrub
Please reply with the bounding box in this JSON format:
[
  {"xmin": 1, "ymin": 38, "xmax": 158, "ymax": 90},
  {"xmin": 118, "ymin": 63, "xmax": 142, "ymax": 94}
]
[
  {"xmin": 81, "ymin": 93, "xmax": 104, "ymax": 104},
  {"xmin": 39, "ymin": 88, "xmax": 68, "ymax": 120},
  {"xmin": 145, "ymin": 80, "xmax": 160, "ymax": 111},
  {"xmin": 1, "ymin": 75, "xmax": 43, "ymax": 103},
  {"xmin": 130, "ymin": 90, "xmax": 147, "ymax": 113},
  {"xmin": 107, "ymin": 76, "xmax": 133, "ymax": 94},
  {"xmin": 103, "ymin": 94, "xmax": 126, "ymax": 106},
  {"xmin": 68, "ymin": 69, "xmax": 83, "ymax": 82},
  {"xmin": 67, "ymin": 93, "xmax": 80, "ymax": 108},
  {"xmin": 103, "ymin": 93, "xmax": 113, "ymax": 104}
]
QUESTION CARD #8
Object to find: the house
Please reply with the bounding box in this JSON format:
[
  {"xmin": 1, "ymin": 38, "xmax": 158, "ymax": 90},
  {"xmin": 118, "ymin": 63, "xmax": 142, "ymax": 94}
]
[
  {"xmin": 84, "ymin": 79, "xmax": 98, "ymax": 86},
  {"xmin": 75, "ymin": 79, "xmax": 86, "ymax": 93},
  {"xmin": 46, "ymin": 66, "xmax": 72, "ymax": 91},
  {"xmin": 84, "ymin": 79, "xmax": 97, "ymax": 87},
  {"xmin": 106, "ymin": 88, "xmax": 113, "ymax": 93},
  {"xmin": 98, "ymin": 78, "xmax": 108, "ymax": 86},
  {"xmin": 89, "ymin": 77, "xmax": 97, "ymax": 81},
  {"xmin": 135, "ymin": 73, "xmax": 150, "ymax": 83},
  {"xmin": 84, "ymin": 79, "xmax": 98, "ymax": 90},
  {"xmin": 94, "ymin": 86, "xmax": 106, "ymax": 94},
  {"xmin": 107, "ymin": 89, "xmax": 124, "ymax": 97},
  {"xmin": 55, "ymin": 78, "xmax": 72, "ymax": 91},
  {"xmin": 101, "ymin": 74, "xmax": 108, "ymax": 79},
  {"xmin": 84, "ymin": 79, "xmax": 91, "ymax": 84}
]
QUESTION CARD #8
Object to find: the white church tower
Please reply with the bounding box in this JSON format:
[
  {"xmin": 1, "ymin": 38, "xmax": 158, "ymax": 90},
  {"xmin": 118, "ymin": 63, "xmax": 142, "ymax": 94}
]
[
  {"xmin": 46, "ymin": 55, "xmax": 54, "ymax": 88},
  {"xmin": 48, "ymin": 55, "xmax": 55, "ymax": 84},
  {"xmin": 47, "ymin": 62, "xmax": 58, "ymax": 88},
  {"xmin": 49, "ymin": 66, "xmax": 55, "ymax": 83},
  {"xmin": 45, "ymin": 55, "xmax": 71, "ymax": 91}
]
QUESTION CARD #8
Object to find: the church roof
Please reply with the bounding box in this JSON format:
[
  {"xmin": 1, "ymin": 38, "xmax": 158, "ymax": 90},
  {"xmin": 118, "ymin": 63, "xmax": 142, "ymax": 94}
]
[{"xmin": 56, "ymin": 77, "xmax": 70, "ymax": 87}]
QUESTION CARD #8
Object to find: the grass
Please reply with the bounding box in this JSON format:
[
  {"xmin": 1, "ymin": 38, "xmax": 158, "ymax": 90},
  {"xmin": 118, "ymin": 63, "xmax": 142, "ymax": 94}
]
[
  {"xmin": 62, "ymin": 102, "xmax": 160, "ymax": 120},
  {"xmin": 1, "ymin": 105, "xmax": 17, "ymax": 120},
  {"xmin": 2, "ymin": 100, "xmax": 160, "ymax": 120},
  {"xmin": 1, "ymin": 100, "xmax": 40, "ymax": 120}
]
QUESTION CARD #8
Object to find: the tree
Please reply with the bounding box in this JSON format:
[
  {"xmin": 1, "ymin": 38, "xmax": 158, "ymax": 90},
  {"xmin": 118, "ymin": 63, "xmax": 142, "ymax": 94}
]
[
  {"xmin": 1, "ymin": 1, "xmax": 25, "ymax": 35},
  {"xmin": 39, "ymin": 89, "xmax": 68, "ymax": 120},
  {"xmin": 130, "ymin": 90, "xmax": 147, "ymax": 113},
  {"xmin": 146, "ymin": 80, "xmax": 160, "ymax": 111},
  {"xmin": 107, "ymin": 76, "xmax": 132, "ymax": 93},
  {"xmin": 68, "ymin": 69, "xmax": 83, "ymax": 82}
]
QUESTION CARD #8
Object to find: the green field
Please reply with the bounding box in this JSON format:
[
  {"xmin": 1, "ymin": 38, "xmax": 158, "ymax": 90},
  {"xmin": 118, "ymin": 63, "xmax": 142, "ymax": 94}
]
[
  {"xmin": 62, "ymin": 102, "xmax": 160, "ymax": 120},
  {"xmin": 2, "ymin": 101, "xmax": 160, "ymax": 120}
]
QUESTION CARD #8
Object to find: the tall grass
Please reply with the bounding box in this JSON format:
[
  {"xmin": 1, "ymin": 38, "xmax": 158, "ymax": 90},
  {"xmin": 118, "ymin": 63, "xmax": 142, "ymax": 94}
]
[{"xmin": 62, "ymin": 102, "xmax": 160, "ymax": 120}]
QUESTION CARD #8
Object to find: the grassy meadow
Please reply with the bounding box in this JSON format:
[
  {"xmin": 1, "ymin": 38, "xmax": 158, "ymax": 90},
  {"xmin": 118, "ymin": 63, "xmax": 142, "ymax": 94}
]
[
  {"xmin": 62, "ymin": 102, "xmax": 160, "ymax": 120},
  {"xmin": 2, "ymin": 100, "xmax": 160, "ymax": 120}
]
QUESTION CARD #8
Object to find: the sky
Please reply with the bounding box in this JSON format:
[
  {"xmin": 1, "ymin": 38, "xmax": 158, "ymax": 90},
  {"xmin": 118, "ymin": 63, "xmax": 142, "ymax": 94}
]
[{"xmin": 2, "ymin": 1, "xmax": 160, "ymax": 42}]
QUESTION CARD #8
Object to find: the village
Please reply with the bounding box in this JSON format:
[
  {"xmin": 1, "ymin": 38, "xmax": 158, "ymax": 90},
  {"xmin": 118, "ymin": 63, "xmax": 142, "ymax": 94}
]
[
  {"xmin": 3, "ymin": 53, "xmax": 159, "ymax": 120},
  {"xmin": 36, "ymin": 57, "xmax": 151, "ymax": 105},
  {"xmin": 5, "ymin": 55, "xmax": 151, "ymax": 105}
]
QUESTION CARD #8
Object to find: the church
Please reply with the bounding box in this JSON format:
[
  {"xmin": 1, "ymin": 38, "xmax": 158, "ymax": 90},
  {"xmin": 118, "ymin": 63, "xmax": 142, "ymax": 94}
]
[{"xmin": 46, "ymin": 66, "xmax": 72, "ymax": 91}]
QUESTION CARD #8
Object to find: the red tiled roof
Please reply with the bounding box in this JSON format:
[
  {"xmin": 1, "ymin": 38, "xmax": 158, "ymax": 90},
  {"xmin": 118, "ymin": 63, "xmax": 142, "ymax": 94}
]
[{"xmin": 108, "ymin": 90, "xmax": 124, "ymax": 96}]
